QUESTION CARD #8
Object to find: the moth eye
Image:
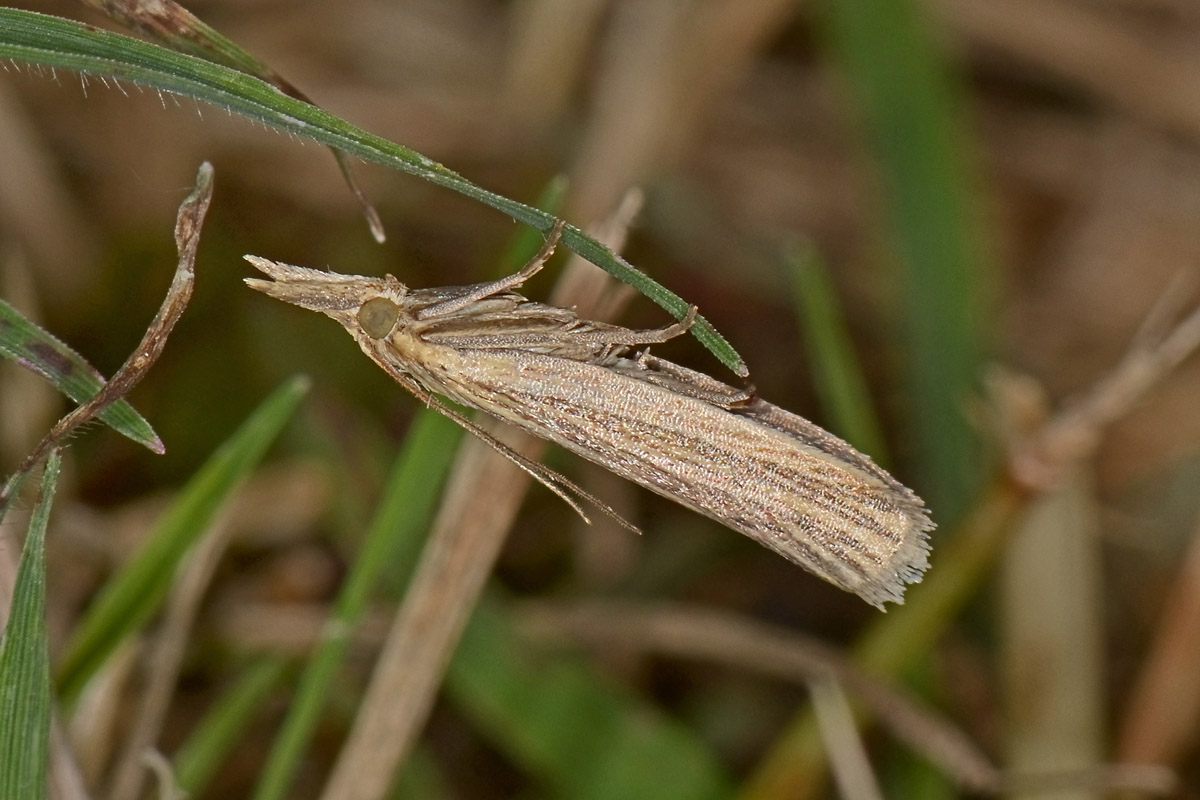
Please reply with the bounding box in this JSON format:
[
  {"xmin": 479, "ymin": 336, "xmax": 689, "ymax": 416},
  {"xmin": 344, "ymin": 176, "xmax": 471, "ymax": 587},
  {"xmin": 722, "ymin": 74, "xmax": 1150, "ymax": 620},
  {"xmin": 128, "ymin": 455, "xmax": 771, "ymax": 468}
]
[{"xmin": 358, "ymin": 297, "xmax": 400, "ymax": 339}]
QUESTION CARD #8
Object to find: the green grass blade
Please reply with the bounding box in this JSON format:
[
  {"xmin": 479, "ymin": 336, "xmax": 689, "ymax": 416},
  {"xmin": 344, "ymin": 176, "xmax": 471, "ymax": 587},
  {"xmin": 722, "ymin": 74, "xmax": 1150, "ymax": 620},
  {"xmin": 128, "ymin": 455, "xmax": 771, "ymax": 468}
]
[
  {"xmin": 172, "ymin": 656, "xmax": 291, "ymax": 796},
  {"xmin": 786, "ymin": 242, "xmax": 890, "ymax": 464},
  {"xmin": 0, "ymin": 299, "xmax": 162, "ymax": 453},
  {"xmin": 449, "ymin": 596, "xmax": 733, "ymax": 800},
  {"xmin": 55, "ymin": 375, "xmax": 310, "ymax": 701},
  {"xmin": 252, "ymin": 409, "xmax": 461, "ymax": 800},
  {"xmin": 0, "ymin": 9, "xmax": 743, "ymax": 376},
  {"xmin": 819, "ymin": 0, "xmax": 990, "ymax": 522},
  {"xmin": 0, "ymin": 450, "xmax": 60, "ymax": 800}
]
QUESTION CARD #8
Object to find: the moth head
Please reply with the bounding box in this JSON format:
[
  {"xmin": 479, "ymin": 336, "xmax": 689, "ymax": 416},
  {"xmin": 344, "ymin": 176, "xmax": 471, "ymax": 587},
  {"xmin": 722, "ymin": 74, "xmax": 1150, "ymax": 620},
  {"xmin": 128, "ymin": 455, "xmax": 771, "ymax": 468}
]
[{"xmin": 243, "ymin": 256, "xmax": 407, "ymax": 336}]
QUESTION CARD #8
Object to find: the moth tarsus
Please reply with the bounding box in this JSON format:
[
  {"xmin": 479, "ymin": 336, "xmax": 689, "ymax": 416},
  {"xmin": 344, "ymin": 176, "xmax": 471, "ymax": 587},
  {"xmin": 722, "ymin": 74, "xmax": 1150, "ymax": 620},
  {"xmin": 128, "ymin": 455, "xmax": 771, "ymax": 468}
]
[{"xmin": 244, "ymin": 226, "xmax": 933, "ymax": 608}]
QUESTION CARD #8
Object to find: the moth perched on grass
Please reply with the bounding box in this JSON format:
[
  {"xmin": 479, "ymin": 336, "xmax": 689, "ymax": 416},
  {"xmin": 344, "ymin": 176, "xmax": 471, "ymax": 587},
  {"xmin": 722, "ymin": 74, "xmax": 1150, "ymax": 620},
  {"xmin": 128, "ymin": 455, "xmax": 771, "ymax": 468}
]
[{"xmin": 245, "ymin": 223, "xmax": 933, "ymax": 608}]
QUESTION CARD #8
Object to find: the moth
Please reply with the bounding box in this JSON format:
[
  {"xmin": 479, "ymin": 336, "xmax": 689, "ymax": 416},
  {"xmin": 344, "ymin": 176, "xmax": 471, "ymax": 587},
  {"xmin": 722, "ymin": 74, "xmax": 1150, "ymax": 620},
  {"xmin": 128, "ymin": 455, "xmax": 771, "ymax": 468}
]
[{"xmin": 245, "ymin": 223, "xmax": 933, "ymax": 607}]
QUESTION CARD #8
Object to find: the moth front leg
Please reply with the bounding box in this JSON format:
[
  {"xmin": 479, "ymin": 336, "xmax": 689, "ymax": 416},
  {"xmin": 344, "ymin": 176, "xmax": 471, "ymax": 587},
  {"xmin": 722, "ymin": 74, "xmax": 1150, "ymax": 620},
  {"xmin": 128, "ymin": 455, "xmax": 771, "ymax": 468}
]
[{"xmin": 417, "ymin": 221, "xmax": 566, "ymax": 320}]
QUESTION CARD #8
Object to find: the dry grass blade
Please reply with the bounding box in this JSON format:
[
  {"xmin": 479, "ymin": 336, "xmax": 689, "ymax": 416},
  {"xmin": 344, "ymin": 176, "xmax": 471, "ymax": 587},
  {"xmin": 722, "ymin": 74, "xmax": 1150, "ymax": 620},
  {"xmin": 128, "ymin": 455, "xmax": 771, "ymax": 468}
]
[
  {"xmin": 319, "ymin": 197, "xmax": 644, "ymax": 800},
  {"xmin": 105, "ymin": 514, "xmax": 235, "ymax": 800},
  {"xmin": 1117, "ymin": 508, "xmax": 1200, "ymax": 766},
  {"xmin": 518, "ymin": 600, "xmax": 1179, "ymax": 796},
  {"xmin": 68, "ymin": 641, "xmax": 139, "ymax": 787},
  {"xmin": 1010, "ymin": 292, "xmax": 1200, "ymax": 491},
  {"xmin": 809, "ymin": 678, "xmax": 884, "ymax": 800},
  {"xmin": 0, "ymin": 160, "xmax": 211, "ymax": 799},
  {"xmin": 944, "ymin": 0, "xmax": 1200, "ymax": 143},
  {"xmin": 320, "ymin": 425, "xmax": 541, "ymax": 800},
  {"xmin": 50, "ymin": 717, "xmax": 90, "ymax": 800},
  {"xmin": 517, "ymin": 600, "xmax": 1000, "ymax": 793},
  {"xmin": 993, "ymin": 763, "xmax": 1177, "ymax": 796},
  {"xmin": 0, "ymin": 161, "xmax": 212, "ymax": 510},
  {"xmin": 566, "ymin": 0, "xmax": 795, "ymax": 221},
  {"xmin": 139, "ymin": 748, "xmax": 185, "ymax": 800},
  {"xmin": 1000, "ymin": 470, "xmax": 1105, "ymax": 792}
]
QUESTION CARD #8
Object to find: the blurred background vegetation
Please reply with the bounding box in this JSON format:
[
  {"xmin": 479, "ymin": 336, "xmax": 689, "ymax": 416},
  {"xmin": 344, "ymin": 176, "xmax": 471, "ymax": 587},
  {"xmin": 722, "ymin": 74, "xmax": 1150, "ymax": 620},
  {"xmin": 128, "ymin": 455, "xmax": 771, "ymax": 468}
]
[{"xmin": 2, "ymin": 0, "xmax": 1200, "ymax": 798}]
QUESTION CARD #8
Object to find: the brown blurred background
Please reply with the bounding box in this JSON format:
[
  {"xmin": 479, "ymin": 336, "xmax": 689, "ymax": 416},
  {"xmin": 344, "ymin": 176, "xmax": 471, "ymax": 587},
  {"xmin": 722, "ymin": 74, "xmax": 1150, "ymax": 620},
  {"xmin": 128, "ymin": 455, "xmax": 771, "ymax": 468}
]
[{"xmin": 4, "ymin": 0, "xmax": 1200, "ymax": 797}]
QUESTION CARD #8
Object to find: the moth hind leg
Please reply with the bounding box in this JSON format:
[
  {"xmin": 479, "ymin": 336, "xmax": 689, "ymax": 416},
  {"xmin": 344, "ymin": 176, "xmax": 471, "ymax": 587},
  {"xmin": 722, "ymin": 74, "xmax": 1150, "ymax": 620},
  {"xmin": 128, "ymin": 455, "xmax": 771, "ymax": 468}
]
[
  {"xmin": 627, "ymin": 352, "xmax": 758, "ymax": 410},
  {"xmin": 409, "ymin": 381, "xmax": 643, "ymax": 536},
  {"xmin": 651, "ymin": 303, "xmax": 699, "ymax": 342},
  {"xmin": 577, "ymin": 304, "xmax": 699, "ymax": 352}
]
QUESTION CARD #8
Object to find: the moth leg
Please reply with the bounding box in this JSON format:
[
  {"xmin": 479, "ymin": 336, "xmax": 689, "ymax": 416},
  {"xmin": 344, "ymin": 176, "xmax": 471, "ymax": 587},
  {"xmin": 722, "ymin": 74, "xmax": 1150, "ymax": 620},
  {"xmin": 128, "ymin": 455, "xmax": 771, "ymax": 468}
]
[
  {"xmin": 637, "ymin": 374, "xmax": 757, "ymax": 410},
  {"xmin": 623, "ymin": 352, "xmax": 759, "ymax": 410},
  {"xmin": 443, "ymin": 398, "xmax": 642, "ymax": 534},
  {"xmin": 574, "ymin": 304, "xmax": 699, "ymax": 351},
  {"xmin": 724, "ymin": 384, "xmax": 759, "ymax": 410},
  {"xmin": 641, "ymin": 303, "xmax": 698, "ymax": 343},
  {"xmin": 417, "ymin": 221, "xmax": 566, "ymax": 319},
  {"xmin": 393, "ymin": 369, "xmax": 642, "ymax": 535}
]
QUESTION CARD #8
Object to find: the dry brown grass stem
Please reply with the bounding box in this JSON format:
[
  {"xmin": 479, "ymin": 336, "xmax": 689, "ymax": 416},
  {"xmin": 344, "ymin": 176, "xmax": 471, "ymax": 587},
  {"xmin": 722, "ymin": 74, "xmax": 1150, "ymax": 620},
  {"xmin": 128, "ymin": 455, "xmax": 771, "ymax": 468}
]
[{"xmin": 319, "ymin": 194, "xmax": 644, "ymax": 800}]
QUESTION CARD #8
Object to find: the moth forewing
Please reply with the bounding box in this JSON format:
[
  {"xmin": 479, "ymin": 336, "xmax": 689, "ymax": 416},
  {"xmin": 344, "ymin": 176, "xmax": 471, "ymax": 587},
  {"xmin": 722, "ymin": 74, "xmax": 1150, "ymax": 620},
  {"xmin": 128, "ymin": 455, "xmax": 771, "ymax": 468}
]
[
  {"xmin": 244, "ymin": 235, "xmax": 933, "ymax": 608},
  {"xmin": 415, "ymin": 348, "xmax": 930, "ymax": 608}
]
